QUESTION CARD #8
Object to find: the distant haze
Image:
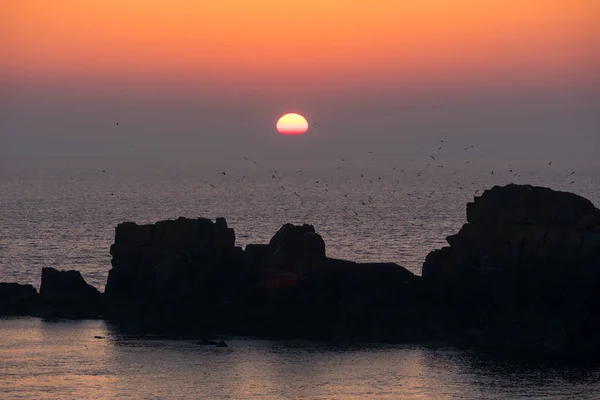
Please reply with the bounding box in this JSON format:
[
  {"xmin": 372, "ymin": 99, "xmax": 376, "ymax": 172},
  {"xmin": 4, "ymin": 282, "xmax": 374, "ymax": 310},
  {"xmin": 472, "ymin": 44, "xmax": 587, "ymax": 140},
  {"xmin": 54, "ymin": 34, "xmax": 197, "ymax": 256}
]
[{"xmin": 1, "ymin": 1, "xmax": 599, "ymax": 167}]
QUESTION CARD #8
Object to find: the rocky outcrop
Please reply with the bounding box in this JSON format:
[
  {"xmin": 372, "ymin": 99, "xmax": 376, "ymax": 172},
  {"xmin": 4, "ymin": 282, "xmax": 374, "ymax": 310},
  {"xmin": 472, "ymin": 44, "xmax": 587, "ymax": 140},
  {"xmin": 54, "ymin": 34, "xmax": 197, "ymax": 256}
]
[
  {"xmin": 288, "ymin": 258, "xmax": 425, "ymax": 341},
  {"xmin": 105, "ymin": 217, "xmax": 237, "ymax": 296},
  {"xmin": 247, "ymin": 223, "xmax": 327, "ymax": 293},
  {"xmin": 422, "ymin": 184, "xmax": 600, "ymax": 353},
  {"xmin": 38, "ymin": 267, "xmax": 103, "ymax": 318},
  {"xmin": 2, "ymin": 184, "xmax": 599, "ymax": 355},
  {"xmin": 104, "ymin": 217, "xmax": 251, "ymax": 332},
  {"xmin": 102, "ymin": 217, "xmax": 423, "ymax": 340},
  {"xmin": 0, "ymin": 283, "xmax": 39, "ymax": 316},
  {"xmin": 264, "ymin": 223, "xmax": 326, "ymax": 272}
]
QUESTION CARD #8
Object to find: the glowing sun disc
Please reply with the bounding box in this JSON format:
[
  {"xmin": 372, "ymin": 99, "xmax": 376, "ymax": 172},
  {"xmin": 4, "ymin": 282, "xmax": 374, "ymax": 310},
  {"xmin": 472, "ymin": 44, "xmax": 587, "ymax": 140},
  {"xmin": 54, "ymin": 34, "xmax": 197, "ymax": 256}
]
[{"xmin": 276, "ymin": 113, "xmax": 308, "ymax": 135}]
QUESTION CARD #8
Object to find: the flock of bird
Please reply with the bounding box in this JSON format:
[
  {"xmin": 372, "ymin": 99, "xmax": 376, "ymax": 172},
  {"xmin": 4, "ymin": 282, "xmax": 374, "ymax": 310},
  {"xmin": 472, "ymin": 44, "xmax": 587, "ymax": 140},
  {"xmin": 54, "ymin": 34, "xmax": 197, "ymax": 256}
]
[
  {"xmin": 106, "ymin": 122, "xmax": 578, "ymax": 213},
  {"xmin": 207, "ymin": 141, "xmax": 577, "ymax": 216}
]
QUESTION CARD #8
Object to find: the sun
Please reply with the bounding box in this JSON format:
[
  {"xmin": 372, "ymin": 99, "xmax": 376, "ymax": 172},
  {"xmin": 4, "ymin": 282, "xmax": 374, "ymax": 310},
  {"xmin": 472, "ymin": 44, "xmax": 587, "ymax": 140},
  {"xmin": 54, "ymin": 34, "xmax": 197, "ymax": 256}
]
[{"xmin": 276, "ymin": 113, "xmax": 308, "ymax": 135}]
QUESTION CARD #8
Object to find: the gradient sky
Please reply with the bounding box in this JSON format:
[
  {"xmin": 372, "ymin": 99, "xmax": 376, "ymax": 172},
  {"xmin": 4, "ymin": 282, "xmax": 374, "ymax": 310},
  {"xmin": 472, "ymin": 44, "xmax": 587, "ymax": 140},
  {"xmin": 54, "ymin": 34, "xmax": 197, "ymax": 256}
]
[{"xmin": 1, "ymin": 1, "xmax": 599, "ymax": 165}]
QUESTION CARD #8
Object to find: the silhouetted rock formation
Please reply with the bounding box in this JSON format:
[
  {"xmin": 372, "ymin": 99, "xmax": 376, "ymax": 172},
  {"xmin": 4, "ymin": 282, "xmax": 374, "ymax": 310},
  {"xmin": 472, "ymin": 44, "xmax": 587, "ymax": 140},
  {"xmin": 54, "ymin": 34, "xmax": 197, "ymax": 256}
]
[
  {"xmin": 422, "ymin": 184, "xmax": 600, "ymax": 353},
  {"xmin": 104, "ymin": 217, "xmax": 251, "ymax": 333},
  {"xmin": 264, "ymin": 223, "xmax": 326, "ymax": 272},
  {"xmin": 0, "ymin": 269, "xmax": 102, "ymax": 318},
  {"xmin": 38, "ymin": 267, "xmax": 103, "ymax": 319},
  {"xmin": 1, "ymin": 184, "xmax": 599, "ymax": 355},
  {"xmin": 0, "ymin": 283, "xmax": 39, "ymax": 316},
  {"xmin": 102, "ymin": 217, "xmax": 422, "ymax": 340},
  {"xmin": 296, "ymin": 258, "xmax": 424, "ymax": 341}
]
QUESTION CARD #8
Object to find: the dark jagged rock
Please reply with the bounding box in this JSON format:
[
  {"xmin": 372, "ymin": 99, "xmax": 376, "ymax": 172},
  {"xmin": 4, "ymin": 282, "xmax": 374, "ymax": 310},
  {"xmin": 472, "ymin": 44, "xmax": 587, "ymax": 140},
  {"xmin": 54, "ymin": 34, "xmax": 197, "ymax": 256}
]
[
  {"xmin": 106, "ymin": 217, "xmax": 237, "ymax": 296},
  {"xmin": 102, "ymin": 217, "xmax": 424, "ymax": 341},
  {"xmin": 38, "ymin": 267, "xmax": 103, "ymax": 319},
  {"xmin": 285, "ymin": 258, "xmax": 425, "ymax": 342},
  {"xmin": 216, "ymin": 340, "xmax": 228, "ymax": 347},
  {"xmin": 422, "ymin": 184, "xmax": 600, "ymax": 353},
  {"xmin": 465, "ymin": 184, "xmax": 597, "ymax": 225},
  {"xmin": 3, "ymin": 184, "xmax": 599, "ymax": 356},
  {"xmin": 0, "ymin": 283, "xmax": 39, "ymax": 316},
  {"xmin": 104, "ymin": 217, "xmax": 252, "ymax": 333},
  {"xmin": 264, "ymin": 223, "xmax": 326, "ymax": 272}
]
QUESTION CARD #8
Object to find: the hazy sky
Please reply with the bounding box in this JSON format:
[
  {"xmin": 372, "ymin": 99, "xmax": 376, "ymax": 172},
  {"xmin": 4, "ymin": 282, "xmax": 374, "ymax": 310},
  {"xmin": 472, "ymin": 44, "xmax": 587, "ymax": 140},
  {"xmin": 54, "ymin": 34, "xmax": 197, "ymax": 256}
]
[{"xmin": 1, "ymin": 1, "xmax": 599, "ymax": 166}]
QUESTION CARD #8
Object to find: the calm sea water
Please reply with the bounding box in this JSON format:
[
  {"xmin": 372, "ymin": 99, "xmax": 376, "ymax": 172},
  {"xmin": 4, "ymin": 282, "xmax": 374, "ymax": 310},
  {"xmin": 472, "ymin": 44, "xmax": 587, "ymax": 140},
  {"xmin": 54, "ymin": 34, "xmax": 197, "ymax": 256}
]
[
  {"xmin": 1, "ymin": 158, "xmax": 599, "ymax": 399},
  {"xmin": 1, "ymin": 317, "xmax": 599, "ymax": 400}
]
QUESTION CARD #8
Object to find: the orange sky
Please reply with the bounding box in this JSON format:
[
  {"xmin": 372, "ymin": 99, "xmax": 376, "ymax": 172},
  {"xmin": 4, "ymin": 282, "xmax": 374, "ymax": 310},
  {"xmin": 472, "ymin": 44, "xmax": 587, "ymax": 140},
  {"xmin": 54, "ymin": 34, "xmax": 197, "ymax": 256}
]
[{"xmin": 2, "ymin": 0, "xmax": 599, "ymax": 93}]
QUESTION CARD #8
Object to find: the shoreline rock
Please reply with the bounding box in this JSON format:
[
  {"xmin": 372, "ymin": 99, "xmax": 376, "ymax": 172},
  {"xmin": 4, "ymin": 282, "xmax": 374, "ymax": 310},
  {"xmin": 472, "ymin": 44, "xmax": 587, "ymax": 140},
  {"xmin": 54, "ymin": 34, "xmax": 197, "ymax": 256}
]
[
  {"xmin": 422, "ymin": 184, "xmax": 600, "ymax": 352},
  {"xmin": 0, "ymin": 283, "xmax": 39, "ymax": 316},
  {"xmin": 38, "ymin": 267, "xmax": 104, "ymax": 319},
  {"xmin": 1, "ymin": 184, "xmax": 599, "ymax": 356}
]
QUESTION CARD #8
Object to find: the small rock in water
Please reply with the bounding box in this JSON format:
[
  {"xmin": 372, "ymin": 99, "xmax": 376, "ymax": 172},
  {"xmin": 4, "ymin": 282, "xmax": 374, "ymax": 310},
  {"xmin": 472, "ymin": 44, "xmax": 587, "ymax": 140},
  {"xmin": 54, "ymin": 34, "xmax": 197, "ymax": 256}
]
[
  {"xmin": 93, "ymin": 336, "xmax": 104, "ymax": 339},
  {"xmin": 196, "ymin": 340, "xmax": 218, "ymax": 346},
  {"xmin": 216, "ymin": 340, "xmax": 228, "ymax": 348}
]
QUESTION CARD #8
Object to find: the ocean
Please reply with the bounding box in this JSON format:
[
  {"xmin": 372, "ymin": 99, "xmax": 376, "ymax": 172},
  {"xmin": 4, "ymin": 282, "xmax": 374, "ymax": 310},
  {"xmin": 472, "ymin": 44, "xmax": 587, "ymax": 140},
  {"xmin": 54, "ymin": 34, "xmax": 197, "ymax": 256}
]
[
  {"xmin": 1, "ymin": 318, "xmax": 600, "ymax": 399},
  {"xmin": 1, "ymin": 158, "xmax": 599, "ymax": 398}
]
